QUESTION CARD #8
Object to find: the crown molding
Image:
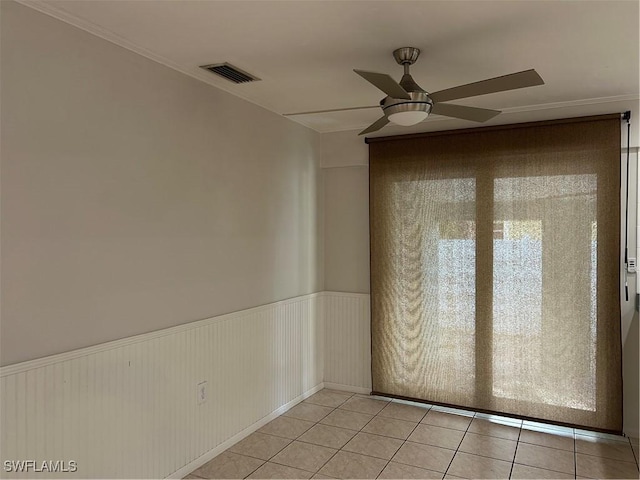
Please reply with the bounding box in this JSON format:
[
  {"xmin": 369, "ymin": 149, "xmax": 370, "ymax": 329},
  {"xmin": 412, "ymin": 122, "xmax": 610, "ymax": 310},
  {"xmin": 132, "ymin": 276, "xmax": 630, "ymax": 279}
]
[
  {"xmin": 499, "ymin": 94, "xmax": 639, "ymax": 116},
  {"xmin": 324, "ymin": 94, "xmax": 640, "ymax": 134},
  {"xmin": 14, "ymin": 0, "xmax": 280, "ymax": 116}
]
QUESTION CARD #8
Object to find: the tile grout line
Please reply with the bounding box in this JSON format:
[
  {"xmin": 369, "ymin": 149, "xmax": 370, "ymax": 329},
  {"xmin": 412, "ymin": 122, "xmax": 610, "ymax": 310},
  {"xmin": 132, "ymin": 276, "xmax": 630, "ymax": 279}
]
[
  {"xmin": 511, "ymin": 428, "xmax": 581, "ymax": 479},
  {"xmin": 307, "ymin": 394, "xmax": 366, "ymax": 478},
  {"xmin": 295, "ymin": 393, "xmax": 355, "ymax": 478},
  {"xmin": 373, "ymin": 403, "xmax": 432, "ymax": 479},
  {"xmin": 194, "ymin": 390, "xmax": 638, "ymax": 479},
  {"xmin": 231, "ymin": 435, "xmax": 292, "ymax": 463},
  {"xmin": 235, "ymin": 428, "xmax": 297, "ymax": 480},
  {"xmin": 441, "ymin": 409, "xmax": 476, "ymax": 478},
  {"xmin": 242, "ymin": 456, "xmax": 267, "ymax": 479},
  {"xmin": 628, "ymin": 437, "xmax": 640, "ymax": 469},
  {"xmin": 508, "ymin": 420, "xmax": 523, "ymax": 479},
  {"xmin": 262, "ymin": 456, "xmax": 318, "ymax": 478},
  {"xmin": 349, "ymin": 396, "xmax": 393, "ymax": 478},
  {"xmin": 246, "ymin": 391, "xmax": 354, "ymax": 478},
  {"xmin": 332, "ymin": 395, "xmax": 461, "ymax": 477}
]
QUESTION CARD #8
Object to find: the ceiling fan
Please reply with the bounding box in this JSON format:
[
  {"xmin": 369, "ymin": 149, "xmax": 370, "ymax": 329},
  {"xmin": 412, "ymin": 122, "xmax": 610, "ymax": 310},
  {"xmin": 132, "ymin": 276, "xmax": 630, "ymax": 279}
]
[{"xmin": 285, "ymin": 47, "xmax": 544, "ymax": 135}]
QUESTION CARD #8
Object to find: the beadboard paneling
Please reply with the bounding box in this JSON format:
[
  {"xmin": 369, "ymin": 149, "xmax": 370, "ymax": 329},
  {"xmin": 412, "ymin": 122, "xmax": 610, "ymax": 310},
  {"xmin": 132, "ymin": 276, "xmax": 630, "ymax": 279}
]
[
  {"xmin": 0, "ymin": 294, "xmax": 325, "ymax": 479},
  {"xmin": 324, "ymin": 292, "xmax": 371, "ymax": 391}
]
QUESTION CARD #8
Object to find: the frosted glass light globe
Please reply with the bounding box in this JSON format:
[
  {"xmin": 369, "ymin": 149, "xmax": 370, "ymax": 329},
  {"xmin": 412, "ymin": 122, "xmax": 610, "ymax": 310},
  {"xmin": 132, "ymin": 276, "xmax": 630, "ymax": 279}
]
[{"xmin": 388, "ymin": 110, "xmax": 429, "ymax": 126}]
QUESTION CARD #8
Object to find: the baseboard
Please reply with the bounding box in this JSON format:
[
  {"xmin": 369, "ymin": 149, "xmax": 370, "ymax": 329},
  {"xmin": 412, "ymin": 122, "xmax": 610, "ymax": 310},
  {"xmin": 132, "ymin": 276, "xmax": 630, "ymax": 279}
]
[
  {"xmin": 168, "ymin": 383, "xmax": 325, "ymax": 479},
  {"xmin": 323, "ymin": 382, "xmax": 371, "ymax": 395}
]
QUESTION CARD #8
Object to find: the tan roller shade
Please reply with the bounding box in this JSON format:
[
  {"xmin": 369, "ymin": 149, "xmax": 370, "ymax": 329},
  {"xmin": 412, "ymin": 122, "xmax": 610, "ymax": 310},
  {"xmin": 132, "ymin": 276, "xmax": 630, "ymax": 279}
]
[{"xmin": 369, "ymin": 115, "xmax": 622, "ymax": 432}]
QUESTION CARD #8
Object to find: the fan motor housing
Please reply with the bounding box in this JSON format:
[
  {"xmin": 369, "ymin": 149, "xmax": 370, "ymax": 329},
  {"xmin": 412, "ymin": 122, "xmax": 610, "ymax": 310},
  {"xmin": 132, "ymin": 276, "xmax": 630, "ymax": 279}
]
[{"xmin": 382, "ymin": 91, "xmax": 433, "ymax": 118}]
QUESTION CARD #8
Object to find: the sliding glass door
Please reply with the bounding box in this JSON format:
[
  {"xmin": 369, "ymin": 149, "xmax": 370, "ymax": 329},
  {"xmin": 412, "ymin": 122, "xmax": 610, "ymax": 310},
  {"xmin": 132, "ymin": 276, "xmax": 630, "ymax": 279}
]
[{"xmin": 369, "ymin": 115, "xmax": 622, "ymax": 432}]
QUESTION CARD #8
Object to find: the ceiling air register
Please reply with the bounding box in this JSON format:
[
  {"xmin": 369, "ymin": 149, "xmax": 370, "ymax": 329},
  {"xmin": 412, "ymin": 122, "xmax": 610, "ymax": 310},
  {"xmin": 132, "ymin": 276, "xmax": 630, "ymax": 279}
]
[{"xmin": 200, "ymin": 62, "xmax": 260, "ymax": 84}]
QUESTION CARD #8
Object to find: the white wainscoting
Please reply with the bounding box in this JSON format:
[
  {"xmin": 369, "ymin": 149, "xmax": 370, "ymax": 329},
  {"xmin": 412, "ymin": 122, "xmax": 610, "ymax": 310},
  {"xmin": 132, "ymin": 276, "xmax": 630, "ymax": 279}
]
[
  {"xmin": 0, "ymin": 294, "xmax": 326, "ymax": 478},
  {"xmin": 0, "ymin": 292, "xmax": 372, "ymax": 479},
  {"xmin": 323, "ymin": 292, "xmax": 372, "ymax": 393}
]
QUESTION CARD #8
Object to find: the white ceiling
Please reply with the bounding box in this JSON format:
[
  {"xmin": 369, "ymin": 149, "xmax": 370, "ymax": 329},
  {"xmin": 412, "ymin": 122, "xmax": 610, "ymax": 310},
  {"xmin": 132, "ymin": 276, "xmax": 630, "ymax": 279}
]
[{"xmin": 20, "ymin": 0, "xmax": 640, "ymax": 135}]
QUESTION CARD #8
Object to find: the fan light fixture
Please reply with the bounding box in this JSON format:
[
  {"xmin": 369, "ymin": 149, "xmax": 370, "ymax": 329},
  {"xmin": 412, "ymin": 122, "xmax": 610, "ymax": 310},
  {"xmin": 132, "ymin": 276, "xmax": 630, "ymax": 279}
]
[
  {"xmin": 382, "ymin": 90, "xmax": 433, "ymax": 126},
  {"xmin": 388, "ymin": 110, "xmax": 429, "ymax": 126},
  {"xmin": 283, "ymin": 46, "xmax": 545, "ymax": 136},
  {"xmin": 356, "ymin": 47, "xmax": 544, "ymax": 135}
]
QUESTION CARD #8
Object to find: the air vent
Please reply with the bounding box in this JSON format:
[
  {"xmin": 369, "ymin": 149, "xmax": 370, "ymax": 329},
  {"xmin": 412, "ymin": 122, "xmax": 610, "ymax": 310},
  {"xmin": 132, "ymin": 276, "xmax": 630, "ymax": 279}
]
[{"xmin": 199, "ymin": 63, "xmax": 260, "ymax": 84}]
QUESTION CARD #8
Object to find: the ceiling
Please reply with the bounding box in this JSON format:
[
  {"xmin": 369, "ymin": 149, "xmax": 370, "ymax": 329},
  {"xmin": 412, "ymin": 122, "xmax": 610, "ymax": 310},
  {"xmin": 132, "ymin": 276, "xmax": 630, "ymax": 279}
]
[{"xmin": 19, "ymin": 0, "xmax": 640, "ymax": 136}]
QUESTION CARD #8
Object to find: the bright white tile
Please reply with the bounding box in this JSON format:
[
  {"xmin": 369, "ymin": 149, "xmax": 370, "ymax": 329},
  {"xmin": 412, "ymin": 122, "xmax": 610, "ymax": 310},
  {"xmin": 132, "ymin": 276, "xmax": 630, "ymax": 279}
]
[
  {"xmin": 391, "ymin": 398, "xmax": 434, "ymax": 409},
  {"xmin": 430, "ymin": 404, "xmax": 475, "ymax": 417},
  {"xmin": 522, "ymin": 420, "xmax": 574, "ymax": 437},
  {"xmin": 574, "ymin": 428, "xmax": 629, "ymax": 443},
  {"xmin": 474, "ymin": 412, "xmax": 522, "ymax": 427}
]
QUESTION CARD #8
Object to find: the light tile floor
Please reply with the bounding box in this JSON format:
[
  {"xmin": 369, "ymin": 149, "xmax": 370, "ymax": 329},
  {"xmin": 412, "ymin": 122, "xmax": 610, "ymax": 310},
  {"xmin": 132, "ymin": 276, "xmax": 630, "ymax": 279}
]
[{"xmin": 186, "ymin": 389, "xmax": 640, "ymax": 479}]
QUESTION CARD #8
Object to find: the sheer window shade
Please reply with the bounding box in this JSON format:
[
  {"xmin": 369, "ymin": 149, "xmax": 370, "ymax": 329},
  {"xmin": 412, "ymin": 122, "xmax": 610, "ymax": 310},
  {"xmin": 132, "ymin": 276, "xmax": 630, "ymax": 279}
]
[{"xmin": 369, "ymin": 115, "xmax": 622, "ymax": 432}]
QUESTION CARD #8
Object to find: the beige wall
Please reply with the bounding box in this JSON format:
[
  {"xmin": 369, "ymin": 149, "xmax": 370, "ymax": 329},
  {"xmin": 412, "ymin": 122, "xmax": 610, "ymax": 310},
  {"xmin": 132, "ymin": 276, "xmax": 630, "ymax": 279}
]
[
  {"xmin": 323, "ymin": 166, "xmax": 370, "ymax": 293},
  {"xmin": 0, "ymin": 1, "xmax": 324, "ymax": 365},
  {"xmin": 322, "ymin": 131, "xmax": 370, "ymax": 293},
  {"xmin": 621, "ymin": 148, "xmax": 639, "ymax": 437}
]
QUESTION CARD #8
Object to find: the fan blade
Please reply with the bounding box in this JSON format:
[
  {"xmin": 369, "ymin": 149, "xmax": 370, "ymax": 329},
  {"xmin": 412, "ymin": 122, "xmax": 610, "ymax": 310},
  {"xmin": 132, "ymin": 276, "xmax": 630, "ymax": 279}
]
[
  {"xmin": 359, "ymin": 116, "xmax": 389, "ymax": 135},
  {"xmin": 354, "ymin": 70, "xmax": 411, "ymax": 100},
  {"xmin": 283, "ymin": 105, "xmax": 379, "ymax": 116},
  {"xmin": 429, "ymin": 69, "xmax": 544, "ymax": 103},
  {"xmin": 431, "ymin": 103, "xmax": 501, "ymax": 122}
]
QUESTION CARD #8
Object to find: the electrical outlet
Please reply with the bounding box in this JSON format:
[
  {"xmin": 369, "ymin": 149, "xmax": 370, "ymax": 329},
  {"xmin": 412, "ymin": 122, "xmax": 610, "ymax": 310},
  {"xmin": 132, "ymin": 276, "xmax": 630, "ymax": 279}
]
[
  {"xmin": 197, "ymin": 381, "xmax": 207, "ymax": 405},
  {"xmin": 628, "ymin": 258, "xmax": 637, "ymax": 273}
]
